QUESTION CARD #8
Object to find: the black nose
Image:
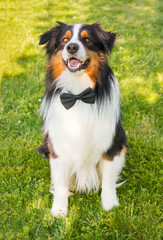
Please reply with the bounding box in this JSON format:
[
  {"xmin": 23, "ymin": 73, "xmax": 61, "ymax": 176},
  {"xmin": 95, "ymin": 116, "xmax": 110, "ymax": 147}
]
[{"xmin": 66, "ymin": 43, "xmax": 79, "ymax": 54}]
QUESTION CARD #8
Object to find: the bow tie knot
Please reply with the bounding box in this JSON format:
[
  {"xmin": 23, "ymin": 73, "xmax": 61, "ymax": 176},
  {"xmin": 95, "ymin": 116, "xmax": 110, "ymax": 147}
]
[{"xmin": 60, "ymin": 87, "xmax": 95, "ymax": 109}]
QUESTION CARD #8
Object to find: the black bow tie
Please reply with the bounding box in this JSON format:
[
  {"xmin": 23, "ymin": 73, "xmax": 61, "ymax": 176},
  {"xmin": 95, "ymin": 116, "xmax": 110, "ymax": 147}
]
[{"xmin": 60, "ymin": 87, "xmax": 95, "ymax": 109}]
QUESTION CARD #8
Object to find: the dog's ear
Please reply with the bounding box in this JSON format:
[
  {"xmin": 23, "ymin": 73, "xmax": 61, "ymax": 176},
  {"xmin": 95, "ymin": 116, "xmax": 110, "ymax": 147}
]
[
  {"xmin": 94, "ymin": 23, "xmax": 116, "ymax": 53},
  {"xmin": 39, "ymin": 22, "xmax": 66, "ymax": 55},
  {"xmin": 39, "ymin": 26, "xmax": 60, "ymax": 54},
  {"xmin": 56, "ymin": 21, "xmax": 67, "ymax": 27},
  {"xmin": 100, "ymin": 30, "xmax": 116, "ymax": 53},
  {"xmin": 39, "ymin": 22, "xmax": 67, "ymax": 45},
  {"xmin": 39, "ymin": 28, "xmax": 54, "ymax": 45}
]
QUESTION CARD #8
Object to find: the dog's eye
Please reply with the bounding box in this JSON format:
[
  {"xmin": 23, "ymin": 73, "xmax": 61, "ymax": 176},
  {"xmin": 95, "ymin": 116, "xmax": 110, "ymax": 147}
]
[
  {"xmin": 84, "ymin": 38, "xmax": 91, "ymax": 43},
  {"xmin": 63, "ymin": 37, "xmax": 69, "ymax": 43}
]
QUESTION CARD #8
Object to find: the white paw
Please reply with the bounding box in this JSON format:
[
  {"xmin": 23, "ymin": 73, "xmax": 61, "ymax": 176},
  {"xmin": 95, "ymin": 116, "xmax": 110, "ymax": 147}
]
[
  {"xmin": 50, "ymin": 205, "xmax": 67, "ymax": 217},
  {"xmin": 101, "ymin": 190, "xmax": 119, "ymax": 211}
]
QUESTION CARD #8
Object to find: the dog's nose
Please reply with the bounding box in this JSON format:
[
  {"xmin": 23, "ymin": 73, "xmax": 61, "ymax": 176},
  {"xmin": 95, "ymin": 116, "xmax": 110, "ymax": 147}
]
[{"xmin": 66, "ymin": 43, "xmax": 79, "ymax": 54}]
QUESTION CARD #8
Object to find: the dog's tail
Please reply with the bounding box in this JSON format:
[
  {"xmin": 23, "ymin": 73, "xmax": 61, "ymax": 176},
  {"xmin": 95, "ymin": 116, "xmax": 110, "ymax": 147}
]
[{"xmin": 116, "ymin": 179, "xmax": 127, "ymax": 188}]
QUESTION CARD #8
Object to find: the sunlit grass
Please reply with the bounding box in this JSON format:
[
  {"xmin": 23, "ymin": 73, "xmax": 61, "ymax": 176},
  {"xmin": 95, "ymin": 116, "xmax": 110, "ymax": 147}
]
[{"xmin": 0, "ymin": 0, "xmax": 162, "ymax": 239}]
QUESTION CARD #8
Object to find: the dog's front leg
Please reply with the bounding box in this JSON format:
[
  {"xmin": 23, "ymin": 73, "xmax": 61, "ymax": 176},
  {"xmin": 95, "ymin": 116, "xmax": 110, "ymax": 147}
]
[
  {"xmin": 100, "ymin": 149, "xmax": 126, "ymax": 211},
  {"xmin": 50, "ymin": 157, "xmax": 70, "ymax": 217}
]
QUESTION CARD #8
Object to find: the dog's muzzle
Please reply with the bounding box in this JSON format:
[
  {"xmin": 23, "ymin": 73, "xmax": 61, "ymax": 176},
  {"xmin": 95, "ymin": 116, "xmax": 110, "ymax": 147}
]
[{"xmin": 63, "ymin": 42, "xmax": 90, "ymax": 72}]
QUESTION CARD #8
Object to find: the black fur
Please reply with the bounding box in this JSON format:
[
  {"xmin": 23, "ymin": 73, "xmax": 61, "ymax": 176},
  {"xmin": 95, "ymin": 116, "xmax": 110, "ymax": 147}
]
[
  {"xmin": 80, "ymin": 23, "xmax": 116, "ymax": 53},
  {"xmin": 36, "ymin": 144, "xmax": 49, "ymax": 159},
  {"xmin": 95, "ymin": 62, "xmax": 114, "ymax": 104},
  {"xmin": 105, "ymin": 121, "xmax": 127, "ymax": 160},
  {"xmin": 36, "ymin": 134, "xmax": 57, "ymax": 159}
]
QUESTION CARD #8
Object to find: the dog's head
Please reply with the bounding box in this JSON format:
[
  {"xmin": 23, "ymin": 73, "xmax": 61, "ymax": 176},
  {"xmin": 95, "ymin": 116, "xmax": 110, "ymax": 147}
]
[{"xmin": 39, "ymin": 22, "xmax": 116, "ymax": 81}]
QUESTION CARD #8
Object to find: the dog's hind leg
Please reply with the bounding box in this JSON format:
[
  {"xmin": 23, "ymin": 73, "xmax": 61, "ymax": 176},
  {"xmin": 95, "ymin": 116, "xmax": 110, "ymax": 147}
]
[
  {"xmin": 100, "ymin": 147, "xmax": 126, "ymax": 211},
  {"xmin": 50, "ymin": 157, "xmax": 71, "ymax": 217}
]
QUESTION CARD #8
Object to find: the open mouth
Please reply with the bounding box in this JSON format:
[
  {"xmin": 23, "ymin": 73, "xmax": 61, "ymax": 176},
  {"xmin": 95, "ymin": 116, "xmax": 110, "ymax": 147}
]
[{"xmin": 64, "ymin": 58, "xmax": 90, "ymax": 72}]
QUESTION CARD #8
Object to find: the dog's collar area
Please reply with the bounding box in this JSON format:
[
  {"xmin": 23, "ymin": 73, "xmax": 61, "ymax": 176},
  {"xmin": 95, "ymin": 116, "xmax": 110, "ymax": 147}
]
[{"xmin": 60, "ymin": 87, "xmax": 95, "ymax": 109}]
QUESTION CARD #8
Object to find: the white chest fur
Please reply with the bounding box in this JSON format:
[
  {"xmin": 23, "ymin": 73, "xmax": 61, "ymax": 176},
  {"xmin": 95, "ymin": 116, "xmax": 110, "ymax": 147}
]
[{"xmin": 41, "ymin": 73, "xmax": 120, "ymax": 191}]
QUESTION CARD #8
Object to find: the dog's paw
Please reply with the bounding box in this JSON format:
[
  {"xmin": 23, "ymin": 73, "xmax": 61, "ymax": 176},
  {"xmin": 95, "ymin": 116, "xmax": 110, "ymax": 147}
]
[
  {"xmin": 50, "ymin": 205, "xmax": 67, "ymax": 217},
  {"xmin": 101, "ymin": 190, "xmax": 119, "ymax": 211}
]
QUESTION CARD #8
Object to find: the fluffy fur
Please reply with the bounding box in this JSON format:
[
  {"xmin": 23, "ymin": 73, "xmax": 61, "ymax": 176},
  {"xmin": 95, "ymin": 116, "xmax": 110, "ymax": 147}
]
[{"xmin": 37, "ymin": 22, "xmax": 127, "ymax": 216}]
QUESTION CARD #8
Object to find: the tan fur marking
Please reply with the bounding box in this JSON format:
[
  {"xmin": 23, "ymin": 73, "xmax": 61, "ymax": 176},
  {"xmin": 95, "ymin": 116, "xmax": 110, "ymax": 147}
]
[
  {"xmin": 47, "ymin": 50, "xmax": 65, "ymax": 79},
  {"xmin": 102, "ymin": 146, "xmax": 127, "ymax": 161},
  {"xmin": 81, "ymin": 30, "xmax": 90, "ymax": 40},
  {"xmin": 118, "ymin": 146, "xmax": 128, "ymax": 156},
  {"xmin": 62, "ymin": 30, "xmax": 72, "ymax": 40},
  {"xmin": 85, "ymin": 50, "xmax": 106, "ymax": 83},
  {"xmin": 49, "ymin": 154, "xmax": 53, "ymax": 160}
]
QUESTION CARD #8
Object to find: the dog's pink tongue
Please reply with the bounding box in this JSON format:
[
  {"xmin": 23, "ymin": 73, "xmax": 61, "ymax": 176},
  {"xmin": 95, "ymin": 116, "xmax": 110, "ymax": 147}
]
[{"xmin": 69, "ymin": 59, "xmax": 81, "ymax": 67}]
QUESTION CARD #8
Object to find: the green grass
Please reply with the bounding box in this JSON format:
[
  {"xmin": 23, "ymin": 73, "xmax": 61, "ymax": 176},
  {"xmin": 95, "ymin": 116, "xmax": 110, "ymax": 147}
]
[{"xmin": 0, "ymin": 0, "xmax": 162, "ymax": 239}]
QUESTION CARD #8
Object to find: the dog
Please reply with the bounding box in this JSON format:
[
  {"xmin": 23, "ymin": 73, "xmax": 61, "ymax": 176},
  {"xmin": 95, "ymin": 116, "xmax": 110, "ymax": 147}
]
[{"xmin": 37, "ymin": 22, "xmax": 127, "ymax": 216}]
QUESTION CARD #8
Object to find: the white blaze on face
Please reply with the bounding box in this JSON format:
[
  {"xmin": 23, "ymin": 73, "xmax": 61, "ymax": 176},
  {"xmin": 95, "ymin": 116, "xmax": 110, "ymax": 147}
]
[{"xmin": 62, "ymin": 24, "xmax": 87, "ymax": 62}]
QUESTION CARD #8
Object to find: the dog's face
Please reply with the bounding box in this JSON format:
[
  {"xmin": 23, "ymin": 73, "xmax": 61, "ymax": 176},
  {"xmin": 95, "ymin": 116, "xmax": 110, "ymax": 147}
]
[{"xmin": 39, "ymin": 22, "xmax": 116, "ymax": 81}]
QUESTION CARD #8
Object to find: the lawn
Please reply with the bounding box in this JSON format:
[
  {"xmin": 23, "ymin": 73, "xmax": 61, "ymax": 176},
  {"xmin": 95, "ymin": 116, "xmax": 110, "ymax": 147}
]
[{"xmin": 0, "ymin": 0, "xmax": 162, "ymax": 239}]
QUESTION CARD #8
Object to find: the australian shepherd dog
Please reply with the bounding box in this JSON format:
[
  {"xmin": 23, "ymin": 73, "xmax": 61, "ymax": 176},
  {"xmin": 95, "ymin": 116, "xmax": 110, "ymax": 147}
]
[{"xmin": 37, "ymin": 22, "xmax": 127, "ymax": 216}]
